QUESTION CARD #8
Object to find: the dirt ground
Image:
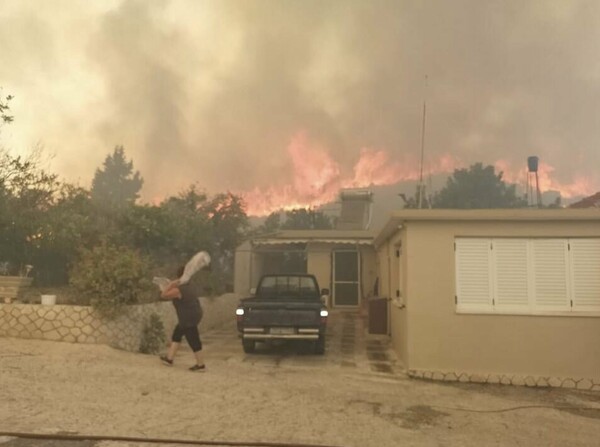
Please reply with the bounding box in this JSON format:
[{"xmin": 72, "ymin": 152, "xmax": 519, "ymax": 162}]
[{"xmin": 1, "ymin": 311, "xmax": 599, "ymax": 447}]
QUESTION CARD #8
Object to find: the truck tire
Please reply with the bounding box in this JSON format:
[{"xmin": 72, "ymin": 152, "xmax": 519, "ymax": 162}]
[
  {"xmin": 314, "ymin": 335, "xmax": 325, "ymax": 355},
  {"xmin": 242, "ymin": 339, "xmax": 255, "ymax": 353}
]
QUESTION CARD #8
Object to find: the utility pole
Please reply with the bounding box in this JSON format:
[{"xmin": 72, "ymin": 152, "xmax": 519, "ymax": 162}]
[{"xmin": 417, "ymin": 75, "xmax": 428, "ymax": 209}]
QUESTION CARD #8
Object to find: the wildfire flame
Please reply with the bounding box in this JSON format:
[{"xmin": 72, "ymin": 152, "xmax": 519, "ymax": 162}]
[
  {"xmin": 496, "ymin": 160, "xmax": 597, "ymax": 199},
  {"xmin": 241, "ymin": 133, "xmax": 599, "ymax": 216}
]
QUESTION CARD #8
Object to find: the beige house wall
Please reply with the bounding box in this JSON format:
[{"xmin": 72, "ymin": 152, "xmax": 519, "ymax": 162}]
[
  {"xmin": 234, "ymin": 241, "xmax": 252, "ymax": 295},
  {"xmin": 234, "ymin": 242, "xmax": 269, "ymax": 295},
  {"xmin": 377, "ymin": 240, "xmax": 391, "ymax": 298},
  {"xmin": 396, "ymin": 219, "xmax": 600, "ymax": 381},
  {"xmin": 377, "ymin": 231, "xmax": 408, "ymax": 366},
  {"xmin": 307, "ymin": 243, "xmax": 333, "ymax": 294},
  {"xmin": 360, "ymin": 246, "xmax": 378, "ymax": 300}
]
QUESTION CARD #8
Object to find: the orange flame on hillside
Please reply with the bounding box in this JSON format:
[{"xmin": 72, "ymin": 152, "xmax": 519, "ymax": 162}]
[
  {"xmin": 496, "ymin": 160, "xmax": 597, "ymax": 199},
  {"xmin": 241, "ymin": 134, "xmax": 598, "ymax": 216},
  {"xmin": 241, "ymin": 133, "xmax": 462, "ymax": 216}
]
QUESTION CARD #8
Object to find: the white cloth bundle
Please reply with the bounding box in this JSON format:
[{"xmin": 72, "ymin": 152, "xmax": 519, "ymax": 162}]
[
  {"xmin": 152, "ymin": 277, "xmax": 171, "ymax": 292},
  {"xmin": 179, "ymin": 251, "xmax": 211, "ymax": 285}
]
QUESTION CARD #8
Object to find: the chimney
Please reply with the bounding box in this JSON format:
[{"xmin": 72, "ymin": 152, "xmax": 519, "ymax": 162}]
[{"xmin": 336, "ymin": 189, "xmax": 373, "ymax": 230}]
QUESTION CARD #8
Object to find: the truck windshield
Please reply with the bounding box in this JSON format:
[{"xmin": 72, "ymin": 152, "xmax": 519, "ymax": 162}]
[{"xmin": 258, "ymin": 276, "xmax": 320, "ymax": 299}]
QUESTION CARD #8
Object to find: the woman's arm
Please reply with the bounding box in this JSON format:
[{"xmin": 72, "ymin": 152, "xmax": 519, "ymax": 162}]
[{"xmin": 160, "ymin": 280, "xmax": 182, "ymax": 300}]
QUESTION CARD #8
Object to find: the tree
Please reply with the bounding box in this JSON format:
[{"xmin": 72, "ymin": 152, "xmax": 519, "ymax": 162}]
[
  {"xmin": 259, "ymin": 212, "xmax": 282, "ymax": 234},
  {"xmin": 205, "ymin": 192, "xmax": 249, "ymax": 259},
  {"xmin": 281, "ymin": 208, "xmax": 333, "ymax": 230},
  {"xmin": 0, "ymin": 149, "xmax": 59, "ymax": 274},
  {"xmin": 158, "ymin": 185, "xmax": 212, "ymax": 260},
  {"xmin": 91, "ymin": 146, "xmax": 143, "ymax": 209},
  {"xmin": 70, "ymin": 243, "xmax": 152, "ymax": 318},
  {"xmin": 432, "ymin": 163, "xmax": 527, "ymax": 209},
  {"xmin": 34, "ymin": 185, "xmax": 101, "ymax": 284},
  {"xmin": 400, "ymin": 185, "xmax": 432, "ymax": 209},
  {"xmin": 0, "ymin": 90, "xmax": 13, "ymax": 125}
]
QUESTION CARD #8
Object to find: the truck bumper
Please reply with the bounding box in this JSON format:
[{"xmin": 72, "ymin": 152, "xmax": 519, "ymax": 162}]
[
  {"xmin": 242, "ymin": 327, "xmax": 323, "ymax": 340},
  {"xmin": 243, "ymin": 334, "xmax": 320, "ymax": 340}
]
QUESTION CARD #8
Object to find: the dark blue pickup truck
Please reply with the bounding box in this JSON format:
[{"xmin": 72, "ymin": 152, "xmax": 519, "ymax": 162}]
[{"xmin": 235, "ymin": 274, "xmax": 329, "ymax": 354}]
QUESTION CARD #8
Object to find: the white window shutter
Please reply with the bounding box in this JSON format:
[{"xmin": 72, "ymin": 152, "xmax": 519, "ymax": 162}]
[
  {"xmin": 531, "ymin": 239, "xmax": 570, "ymax": 311},
  {"xmin": 492, "ymin": 239, "xmax": 530, "ymax": 310},
  {"xmin": 569, "ymin": 239, "xmax": 600, "ymax": 311},
  {"xmin": 455, "ymin": 238, "xmax": 492, "ymax": 311}
]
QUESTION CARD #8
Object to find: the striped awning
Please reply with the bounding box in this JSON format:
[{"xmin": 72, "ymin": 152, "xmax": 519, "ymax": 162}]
[{"xmin": 253, "ymin": 238, "xmax": 373, "ymax": 246}]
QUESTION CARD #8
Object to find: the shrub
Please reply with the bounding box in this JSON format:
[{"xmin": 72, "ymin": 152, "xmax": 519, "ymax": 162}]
[
  {"xmin": 70, "ymin": 243, "xmax": 152, "ymax": 318},
  {"xmin": 139, "ymin": 313, "xmax": 166, "ymax": 354}
]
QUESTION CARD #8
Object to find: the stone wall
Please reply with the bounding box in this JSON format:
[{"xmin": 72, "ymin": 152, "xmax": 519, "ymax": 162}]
[
  {"xmin": 408, "ymin": 369, "xmax": 600, "ymax": 392},
  {"xmin": 0, "ymin": 293, "xmax": 242, "ymax": 352}
]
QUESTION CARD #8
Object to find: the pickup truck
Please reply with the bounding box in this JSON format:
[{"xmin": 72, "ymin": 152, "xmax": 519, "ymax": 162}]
[{"xmin": 235, "ymin": 274, "xmax": 329, "ymax": 354}]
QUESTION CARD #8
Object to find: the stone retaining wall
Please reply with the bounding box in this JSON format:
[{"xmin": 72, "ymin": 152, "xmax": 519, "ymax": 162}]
[
  {"xmin": 408, "ymin": 369, "xmax": 600, "ymax": 391},
  {"xmin": 0, "ymin": 293, "xmax": 241, "ymax": 352}
]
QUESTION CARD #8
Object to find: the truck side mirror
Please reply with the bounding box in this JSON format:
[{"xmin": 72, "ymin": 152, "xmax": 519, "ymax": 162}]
[
  {"xmin": 321, "ymin": 288, "xmax": 329, "ymax": 296},
  {"xmin": 250, "ymin": 287, "xmax": 256, "ymax": 295}
]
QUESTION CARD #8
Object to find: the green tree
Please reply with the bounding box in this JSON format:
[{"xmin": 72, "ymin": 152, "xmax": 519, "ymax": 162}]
[
  {"xmin": 91, "ymin": 146, "xmax": 143, "ymax": 209},
  {"xmin": 70, "ymin": 243, "xmax": 152, "ymax": 318},
  {"xmin": 258, "ymin": 211, "xmax": 282, "ymax": 234},
  {"xmin": 118, "ymin": 204, "xmax": 173, "ymax": 258},
  {"xmin": 204, "ymin": 192, "xmax": 249, "ymax": 291},
  {"xmin": 0, "ymin": 149, "xmax": 59, "ymax": 273},
  {"xmin": 34, "ymin": 185, "xmax": 102, "ymax": 284},
  {"xmin": 432, "ymin": 163, "xmax": 527, "ymax": 209},
  {"xmin": 159, "ymin": 186, "xmax": 212, "ymax": 259},
  {"xmin": 281, "ymin": 208, "xmax": 332, "ymax": 230}
]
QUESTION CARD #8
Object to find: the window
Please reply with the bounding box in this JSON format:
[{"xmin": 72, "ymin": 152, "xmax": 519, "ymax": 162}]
[
  {"xmin": 455, "ymin": 238, "xmax": 600, "ymax": 314},
  {"xmin": 257, "ymin": 275, "xmax": 319, "ymax": 299}
]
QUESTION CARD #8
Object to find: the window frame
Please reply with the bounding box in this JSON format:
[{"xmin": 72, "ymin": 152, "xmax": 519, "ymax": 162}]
[{"xmin": 455, "ymin": 237, "xmax": 600, "ymax": 317}]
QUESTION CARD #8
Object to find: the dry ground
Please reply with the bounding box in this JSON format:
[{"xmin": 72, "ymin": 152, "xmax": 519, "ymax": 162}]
[{"xmin": 1, "ymin": 311, "xmax": 599, "ymax": 447}]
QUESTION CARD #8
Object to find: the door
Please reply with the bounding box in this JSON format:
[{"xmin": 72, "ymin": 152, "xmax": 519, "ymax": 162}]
[{"xmin": 333, "ymin": 250, "xmax": 360, "ymax": 307}]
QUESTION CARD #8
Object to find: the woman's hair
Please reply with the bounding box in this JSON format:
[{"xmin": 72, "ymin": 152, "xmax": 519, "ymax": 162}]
[{"xmin": 176, "ymin": 265, "xmax": 185, "ymax": 278}]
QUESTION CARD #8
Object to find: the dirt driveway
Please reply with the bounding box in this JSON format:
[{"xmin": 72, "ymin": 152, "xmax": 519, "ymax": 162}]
[{"xmin": 1, "ymin": 311, "xmax": 599, "ymax": 447}]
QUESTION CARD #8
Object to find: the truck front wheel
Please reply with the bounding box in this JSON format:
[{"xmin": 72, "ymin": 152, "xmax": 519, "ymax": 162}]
[
  {"xmin": 314, "ymin": 335, "xmax": 325, "ymax": 355},
  {"xmin": 242, "ymin": 339, "xmax": 256, "ymax": 353}
]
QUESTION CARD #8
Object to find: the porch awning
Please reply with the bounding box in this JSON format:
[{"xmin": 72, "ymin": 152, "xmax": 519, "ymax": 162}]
[{"xmin": 253, "ymin": 238, "xmax": 373, "ymax": 246}]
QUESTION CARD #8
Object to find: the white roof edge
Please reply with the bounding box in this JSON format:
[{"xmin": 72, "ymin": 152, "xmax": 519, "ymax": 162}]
[{"xmin": 374, "ymin": 208, "xmax": 600, "ymax": 248}]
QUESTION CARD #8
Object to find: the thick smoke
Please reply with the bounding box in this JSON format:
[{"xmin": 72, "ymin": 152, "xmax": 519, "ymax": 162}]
[{"xmin": 1, "ymin": 0, "xmax": 599, "ymax": 206}]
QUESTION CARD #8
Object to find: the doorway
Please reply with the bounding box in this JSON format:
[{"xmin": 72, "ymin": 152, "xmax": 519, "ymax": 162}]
[{"xmin": 332, "ymin": 250, "xmax": 360, "ymax": 307}]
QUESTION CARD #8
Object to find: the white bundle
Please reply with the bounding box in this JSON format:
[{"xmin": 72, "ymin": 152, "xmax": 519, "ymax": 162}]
[
  {"xmin": 179, "ymin": 251, "xmax": 211, "ymax": 285},
  {"xmin": 152, "ymin": 277, "xmax": 171, "ymax": 292}
]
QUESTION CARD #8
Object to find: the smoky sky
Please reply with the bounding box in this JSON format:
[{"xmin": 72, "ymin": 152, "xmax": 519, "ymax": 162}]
[{"xmin": 1, "ymin": 0, "xmax": 599, "ymax": 203}]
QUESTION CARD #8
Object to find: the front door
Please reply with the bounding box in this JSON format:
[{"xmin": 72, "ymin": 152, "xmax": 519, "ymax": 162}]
[{"xmin": 333, "ymin": 250, "xmax": 360, "ymax": 307}]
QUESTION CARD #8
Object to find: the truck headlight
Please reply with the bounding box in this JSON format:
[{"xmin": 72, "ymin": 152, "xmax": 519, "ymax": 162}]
[
  {"xmin": 236, "ymin": 308, "xmax": 244, "ymax": 316},
  {"xmin": 320, "ymin": 310, "xmax": 329, "ymax": 318}
]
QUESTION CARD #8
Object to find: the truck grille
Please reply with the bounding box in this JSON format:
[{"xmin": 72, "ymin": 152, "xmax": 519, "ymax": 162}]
[{"xmin": 244, "ymin": 309, "xmax": 319, "ymax": 326}]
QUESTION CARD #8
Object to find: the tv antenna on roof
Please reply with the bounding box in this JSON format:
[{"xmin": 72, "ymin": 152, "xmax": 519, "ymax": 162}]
[{"xmin": 417, "ymin": 75, "xmax": 428, "ymax": 209}]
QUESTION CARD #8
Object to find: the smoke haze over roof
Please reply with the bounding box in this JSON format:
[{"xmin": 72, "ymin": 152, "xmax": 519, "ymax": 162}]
[{"xmin": 1, "ymin": 0, "xmax": 599, "ymax": 214}]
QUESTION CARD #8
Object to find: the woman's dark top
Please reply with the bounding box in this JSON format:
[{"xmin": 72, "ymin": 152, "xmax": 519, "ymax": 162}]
[{"xmin": 172, "ymin": 282, "xmax": 202, "ymax": 328}]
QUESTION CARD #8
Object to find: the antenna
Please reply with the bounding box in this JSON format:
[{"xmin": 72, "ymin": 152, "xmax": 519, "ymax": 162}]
[{"xmin": 417, "ymin": 75, "xmax": 428, "ymax": 209}]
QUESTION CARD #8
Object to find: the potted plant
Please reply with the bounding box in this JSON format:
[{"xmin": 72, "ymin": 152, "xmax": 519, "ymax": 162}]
[{"xmin": 0, "ymin": 262, "xmax": 34, "ymax": 304}]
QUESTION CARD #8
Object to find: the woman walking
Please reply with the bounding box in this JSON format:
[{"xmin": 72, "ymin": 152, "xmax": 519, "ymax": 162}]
[{"xmin": 159, "ymin": 265, "xmax": 206, "ymax": 371}]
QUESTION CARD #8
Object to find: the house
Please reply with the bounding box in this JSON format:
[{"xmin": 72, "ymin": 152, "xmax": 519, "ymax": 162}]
[
  {"xmin": 235, "ymin": 204, "xmax": 600, "ymax": 389},
  {"xmin": 235, "ymin": 190, "xmax": 377, "ymax": 308},
  {"xmin": 375, "ymin": 209, "xmax": 600, "ymax": 389},
  {"xmin": 234, "ymin": 229, "xmax": 377, "ymax": 308}
]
